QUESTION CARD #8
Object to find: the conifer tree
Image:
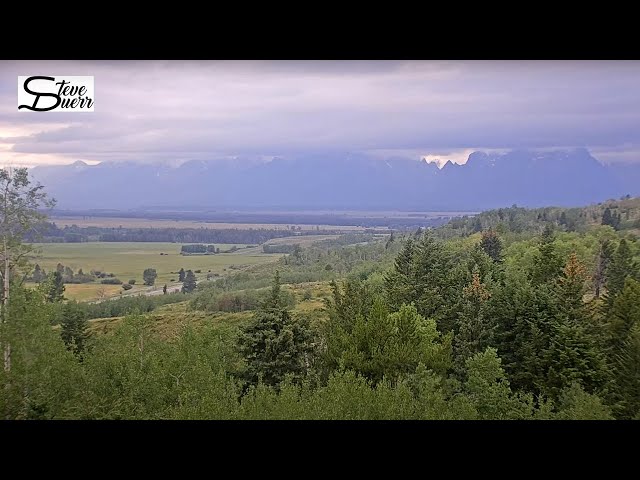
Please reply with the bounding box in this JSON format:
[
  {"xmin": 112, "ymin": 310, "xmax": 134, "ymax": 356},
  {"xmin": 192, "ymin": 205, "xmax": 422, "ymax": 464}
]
[
  {"xmin": 43, "ymin": 271, "xmax": 65, "ymax": 303},
  {"xmin": 238, "ymin": 271, "xmax": 315, "ymax": 388},
  {"xmin": 59, "ymin": 301, "xmax": 90, "ymax": 356},
  {"xmin": 178, "ymin": 268, "xmax": 185, "ymax": 282},
  {"xmin": 479, "ymin": 228, "xmax": 503, "ymax": 263},
  {"xmin": 182, "ymin": 270, "xmax": 197, "ymax": 294}
]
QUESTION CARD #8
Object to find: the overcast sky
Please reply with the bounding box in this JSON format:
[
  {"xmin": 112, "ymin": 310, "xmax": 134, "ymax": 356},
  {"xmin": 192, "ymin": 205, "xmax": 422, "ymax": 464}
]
[{"xmin": 1, "ymin": 60, "xmax": 640, "ymax": 167}]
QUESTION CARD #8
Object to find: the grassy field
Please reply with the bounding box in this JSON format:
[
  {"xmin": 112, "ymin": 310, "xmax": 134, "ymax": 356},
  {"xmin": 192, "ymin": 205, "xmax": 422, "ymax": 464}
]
[
  {"xmin": 29, "ymin": 236, "xmax": 338, "ymax": 302},
  {"xmin": 50, "ymin": 216, "xmax": 366, "ymax": 231},
  {"xmin": 88, "ymin": 281, "xmax": 332, "ymax": 338},
  {"xmin": 29, "ymin": 242, "xmax": 280, "ymax": 301}
]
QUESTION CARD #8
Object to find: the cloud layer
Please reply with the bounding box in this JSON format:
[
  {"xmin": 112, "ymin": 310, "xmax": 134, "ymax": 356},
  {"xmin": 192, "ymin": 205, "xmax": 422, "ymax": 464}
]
[{"xmin": 1, "ymin": 60, "xmax": 640, "ymax": 166}]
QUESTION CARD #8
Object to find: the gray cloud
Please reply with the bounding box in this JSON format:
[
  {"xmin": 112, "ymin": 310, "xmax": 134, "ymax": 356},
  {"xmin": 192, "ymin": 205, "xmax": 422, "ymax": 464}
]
[{"xmin": 1, "ymin": 60, "xmax": 640, "ymax": 165}]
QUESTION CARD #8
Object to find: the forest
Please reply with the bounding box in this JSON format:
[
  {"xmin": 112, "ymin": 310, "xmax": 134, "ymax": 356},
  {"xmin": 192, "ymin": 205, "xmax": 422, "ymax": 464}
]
[{"xmin": 1, "ymin": 169, "xmax": 639, "ymax": 420}]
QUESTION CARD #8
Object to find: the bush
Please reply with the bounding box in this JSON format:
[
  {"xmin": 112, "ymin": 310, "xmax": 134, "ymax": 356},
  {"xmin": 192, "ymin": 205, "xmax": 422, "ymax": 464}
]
[
  {"xmin": 101, "ymin": 278, "xmax": 123, "ymax": 285},
  {"xmin": 194, "ymin": 269, "xmax": 202, "ymax": 273},
  {"xmin": 303, "ymin": 289, "xmax": 313, "ymax": 301},
  {"xmin": 128, "ymin": 279, "xmax": 136, "ymax": 285},
  {"xmin": 122, "ymin": 283, "xmax": 133, "ymax": 290}
]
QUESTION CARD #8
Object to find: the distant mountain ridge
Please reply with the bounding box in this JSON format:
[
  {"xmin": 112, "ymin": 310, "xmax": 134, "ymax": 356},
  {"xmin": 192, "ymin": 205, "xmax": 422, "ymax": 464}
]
[{"xmin": 30, "ymin": 149, "xmax": 640, "ymax": 211}]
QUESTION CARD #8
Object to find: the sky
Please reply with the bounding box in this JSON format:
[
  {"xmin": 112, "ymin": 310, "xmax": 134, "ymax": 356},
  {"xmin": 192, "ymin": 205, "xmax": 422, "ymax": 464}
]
[{"xmin": 1, "ymin": 60, "xmax": 640, "ymax": 167}]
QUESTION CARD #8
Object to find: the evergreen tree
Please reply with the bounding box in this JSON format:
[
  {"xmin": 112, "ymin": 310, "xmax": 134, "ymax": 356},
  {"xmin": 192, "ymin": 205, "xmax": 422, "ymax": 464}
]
[
  {"xmin": 178, "ymin": 268, "xmax": 185, "ymax": 282},
  {"xmin": 43, "ymin": 271, "xmax": 65, "ymax": 303},
  {"xmin": 544, "ymin": 254, "xmax": 608, "ymax": 399},
  {"xmin": 592, "ymin": 239, "xmax": 614, "ymax": 298},
  {"xmin": 385, "ymin": 231, "xmax": 395, "ymax": 250},
  {"xmin": 605, "ymin": 239, "xmax": 637, "ymax": 309},
  {"xmin": 59, "ymin": 301, "xmax": 90, "ymax": 356},
  {"xmin": 63, "ymin": 266, "xmax": 74, "ymax": 281},
  {"xmin": 32, "ymin": 264, "xmax": 44, "ymax": 283},
  {"xmin": 142, "ymin": 268, "xmax": 157, "ymax": 286},
  {"xmin": 453, "ymin": 271, "xmax": 494, "ymax": 375},
  {"xmin": 238, "ymin": 271, "xmax": 315, "ymax": 388},
  {"xmin": 530, "ymin": 225, "xmax": 563, "ymax": 286},
  {"xmin": 163, "ymin": 284, "xmax": 167, "ymax": 295},
  {"xmin": 614, "ymin": 324, "xmax": 640, "ymax": 419},
  {"xmin": 607, "ymin": 278, "xmax": 640, "ymax": 357},
  {"xmin": 479, "ymin": 229, "xmax": 503, "ymax": 263},
  {"xmin": 559, "ymin": 211, "xmax": 568, "ymax": 227},
  {"xmin": 602, "ymin": 207, "xmax": 615, "ymax": 228},
  {"xmin": 56, "ymin": 263, "xmax": 64, "ymax": 275},
  {"xmin": 182, "ymin": 270, "xmax": 197, "ymax": 294}
]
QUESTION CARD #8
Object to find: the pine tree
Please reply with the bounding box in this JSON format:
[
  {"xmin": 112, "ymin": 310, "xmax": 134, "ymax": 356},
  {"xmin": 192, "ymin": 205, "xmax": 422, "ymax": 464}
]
[
  {"xmin": 44, "ymin": 271, "xmax": 65, "ymax": 303},
  {"xmin": 63, "ymin": 266, "xmax": 74, "ymax": 281},
  {"xmin": 614, "ymin": 324, "xmax": 640, "ymax": 419},
  {"xmin": 592, "ymin": 239, "xmax": 614, "ymax": 298},
  {"xmin": 607, "ymin": 278, "xmax": 640, "ymax": 356},
  {"xmin": 182, "ymin": 270, "xmax": 197, "ymax": 294},
  {"xmin": 32, "ymin": 264, "xmax": 44, "ymax": 283},
  {"xmin": 605, "ymin": 239, "xmax": 637, "ymax": 309},
  {"xmin": 453, "ymin": 271, "xmax": 495, "ymax": 375},
  {"xmin": 178, "ymin": 268, "xmax": 185, "ymax": 282},
  {"xmin": 559, "ymin": 211, "xmax": 568, "ymax": 227},
  {"xmin": 479, "ymin": 228, "xmax": 503, "ymax": 263},
  {"xmin": 238, "ymin": 271, "xmax": 315, "ymax": 388},
  {"xmin": 602, "ymin": 207, "xmax": 614, "ymax": 227},
  {"xmin": 544, "ymin": 254, "xmax": 609, "ymax": 399},
  {"xmin": 59, "ymin": 301, "xmax": 90, "ymax": 356},
  {"xmin": 530, "ymin": 225, "xmax": 563, "ymax": 286}
]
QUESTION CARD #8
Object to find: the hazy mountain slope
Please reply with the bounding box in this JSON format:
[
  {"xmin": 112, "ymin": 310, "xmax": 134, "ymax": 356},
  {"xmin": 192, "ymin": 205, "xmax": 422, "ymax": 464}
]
[{"xmin": 30, "ymin": 149, "xmax": 640, "ymax": 211}]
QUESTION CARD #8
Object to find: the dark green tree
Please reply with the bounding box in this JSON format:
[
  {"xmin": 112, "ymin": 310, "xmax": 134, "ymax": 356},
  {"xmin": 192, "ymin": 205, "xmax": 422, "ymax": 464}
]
[
  {"xmin": 453, "ymin": 271, "xmax": 495, "ymax": 375},
  {"xmin": 614, "ymin": 324, "xmax": 640, "ymax": 419},
  {"xmin": 182, "ymin": 270, "xmax": 197, "ymax": 294},
  {"xmin": 44, "ymin": 271, "xmax": 65, "ymax": 303},
  {"xmin": 544, "ymin": 254, "xmax": 609, "ymax": 399},
  {"xmin": 605, "ymin": 239, "xmax": 637, "ymax": 309},
  {"xmin": 142, "ymin": 268, "xmax": 157, "ymax": 286},
  {"xmin": 607, "ymin": 278, "xmax": 640, "ymax": 357},
  {"xmin": 238, "ymin": 271, "xmax": 315, "ymax": 388},
  {"xmin": 32, "ymin": 264, "xmax": 45, "ymax": 283},
  {"xmin": 178, "ymin": 268, "xmax": 185, "ymax": 282},
  {"xmin": 530, "ymin": 225, "xmax": 563, "ymax": 286},
  {"xmin": 59, "ymin": 301, "xmax": 90, "ymax": 356},
  {"xmin": 593, "ymin": 239, "xmax": 614, "ymax": 298},
  {"xmin": 602, "ymin": 207, "xmax": 614, "ymax": 227},
  {"xmin": 479, "ymin": 228, "xmax": 503, "ymax": 263}
]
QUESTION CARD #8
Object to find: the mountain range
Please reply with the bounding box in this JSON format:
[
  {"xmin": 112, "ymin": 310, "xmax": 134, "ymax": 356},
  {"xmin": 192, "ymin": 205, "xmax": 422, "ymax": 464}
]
[{"xmin": 30, "ymin": 149, "xmax": 640, "ymax": 211}]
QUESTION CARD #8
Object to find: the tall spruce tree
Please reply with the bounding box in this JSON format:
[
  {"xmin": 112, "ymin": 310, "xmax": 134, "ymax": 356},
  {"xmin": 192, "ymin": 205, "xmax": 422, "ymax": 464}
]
[
  {"xmin": 182, "ymin": 270, "xmax": 197, "ymax": 294},
  {"xmin": 544, "ymin": 254, "xmax": 608, "ymax": 399},
  {"xmin": 614, "ymin": 324, "xmax": 640, "ymax": 419},
  {"xmin": 605, "ymin": 239, "xmax": 637, "ymax": 309},
  {"xmin": 178, "ymin": 268, "xmax": 185, "ymax": 282},
  {"xmin": 238, "ymin": 271, "xmax": 315, "ymax": 388},
  {"xmin": 44, "ymin": 271, "xmax": 65, "ymax": 303},
  {"xmin": 453, "ymin": 271, "xmax": 495, "ymax": 376},
  {"xmin": 530, "ymin": 225, "xmax": 563, "ymax": 286},
  {"xmin": 593, "ymin": 239, "xmax": 614, "ymax": 298},
  {"xmin": 59, "ymin": 301, "xmax": 90, "ymax": 356},
  {"xmin": 479, "ymin": 229, "xmax": 503, "ymax": 263}
]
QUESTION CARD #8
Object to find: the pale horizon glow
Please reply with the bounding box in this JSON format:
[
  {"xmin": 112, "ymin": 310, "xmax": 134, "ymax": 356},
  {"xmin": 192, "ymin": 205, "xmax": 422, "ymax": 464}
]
[{"xmin": 2, "ymin": 60, "xmax": 640, "ymax": 167}]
